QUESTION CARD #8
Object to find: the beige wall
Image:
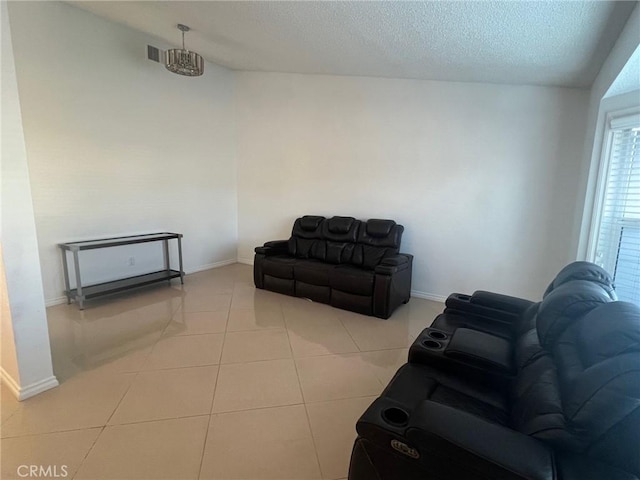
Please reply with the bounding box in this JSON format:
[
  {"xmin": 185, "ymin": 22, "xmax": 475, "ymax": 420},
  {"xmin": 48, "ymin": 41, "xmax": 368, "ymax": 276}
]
[
  {"xmin": 8, "ymin": 1, "xmax": 238, "ymax": 304},
  {"xmin": 236, "ymin": 73, "xmax": 589, "ymax": 300}
]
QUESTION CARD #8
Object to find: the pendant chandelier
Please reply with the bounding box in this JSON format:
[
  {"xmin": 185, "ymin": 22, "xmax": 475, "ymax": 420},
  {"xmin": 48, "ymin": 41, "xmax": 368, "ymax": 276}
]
[{"xmin": 165, "ymin": 24, "xmax": 204, "ymax": 77}]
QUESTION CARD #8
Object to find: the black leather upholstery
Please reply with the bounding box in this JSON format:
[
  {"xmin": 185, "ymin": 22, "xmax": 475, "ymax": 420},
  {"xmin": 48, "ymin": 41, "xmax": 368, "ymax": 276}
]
[
  {"xmin": 254, "ymin": 215, "xmax": 412, "ymax": 319},
  {"xmin": 434, "ymin": 261, "xmax": 617, "ymax": 340},
  {"xmin": 349, "ymin": 264, "xmax": 640, "ymax": 480}
]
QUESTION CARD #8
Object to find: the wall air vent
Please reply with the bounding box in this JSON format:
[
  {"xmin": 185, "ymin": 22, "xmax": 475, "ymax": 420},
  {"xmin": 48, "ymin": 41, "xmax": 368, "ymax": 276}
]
[{"xmin": 147, "ymin": 45, "xmax": 161, "ymax": 63}]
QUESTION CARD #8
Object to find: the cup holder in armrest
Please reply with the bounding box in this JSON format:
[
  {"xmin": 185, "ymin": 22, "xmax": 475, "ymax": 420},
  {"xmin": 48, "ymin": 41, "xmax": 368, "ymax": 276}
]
[
  {"xmin": 382, "ymin": 407, "xmax": 409, "ymax": 427},
  {"xmin": 422, "ymin": 339, "xmax": 442, "ymax": 349},
  {"xmin": 428, "ymin": 331, "xmax": 448, "ymax": 340}
]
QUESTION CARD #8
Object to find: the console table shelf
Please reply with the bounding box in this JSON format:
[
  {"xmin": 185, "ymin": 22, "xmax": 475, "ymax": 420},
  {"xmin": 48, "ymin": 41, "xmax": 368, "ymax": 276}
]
[{"xmin": 59, "ymin": 233, "xmax": 184, "ymax": 309}]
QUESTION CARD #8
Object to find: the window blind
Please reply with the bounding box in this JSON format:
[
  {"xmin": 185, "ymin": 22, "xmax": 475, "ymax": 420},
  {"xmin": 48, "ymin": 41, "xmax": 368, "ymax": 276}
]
[{"xmin": 595, "ymin": 118, "xmax": 640, "ymax": 305}]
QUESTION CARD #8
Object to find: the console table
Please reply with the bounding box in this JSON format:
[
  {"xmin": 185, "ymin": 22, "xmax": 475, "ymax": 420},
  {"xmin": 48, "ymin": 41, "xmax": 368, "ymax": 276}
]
[{"xmin": 59, "ymin": 232, "xmax": 184, "ymax": 309}]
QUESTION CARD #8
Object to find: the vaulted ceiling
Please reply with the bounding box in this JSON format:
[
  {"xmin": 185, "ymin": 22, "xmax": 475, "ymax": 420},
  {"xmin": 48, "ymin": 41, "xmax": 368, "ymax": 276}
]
[{"xmin": 70, "ymin": 1, "xmax": 637, "ymax": 87}]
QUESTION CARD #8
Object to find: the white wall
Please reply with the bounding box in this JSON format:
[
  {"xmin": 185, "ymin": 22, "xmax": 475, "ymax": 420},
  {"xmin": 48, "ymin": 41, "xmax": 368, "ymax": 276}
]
[
  {"xmin": 1, "ymin": 1, "xmax": 58, "ymax": 399},
  {"xmin": 8, "ymin": 2, "xmax": 238, "ymax": 304},
  {"xmin": 236, "ymin": 73, "xmax": 589, "ymax": 300}
]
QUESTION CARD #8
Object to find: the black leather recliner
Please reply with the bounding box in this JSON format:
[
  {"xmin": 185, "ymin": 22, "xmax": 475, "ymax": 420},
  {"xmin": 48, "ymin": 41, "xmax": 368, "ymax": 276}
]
[
  {"xmin": 349, "ymin": 266, "xmax": 640, "ymax": 480},
  {"xmin": 253, "ymin": 215, "xmax": 413, "ymax": 319},
  {"xmin": 409, "ymin": 278, "xmax": 617, "ymax": 386},
  {"xmin": 432, "ymin": 261, "xmax": 617, "ymax": 340}
]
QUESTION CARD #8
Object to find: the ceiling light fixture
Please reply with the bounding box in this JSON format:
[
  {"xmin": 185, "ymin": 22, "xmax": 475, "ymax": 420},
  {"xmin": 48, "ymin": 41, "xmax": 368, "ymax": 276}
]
[{"xmin": 165, "ymin": 24, "xmax": 204, "ymax": 77}]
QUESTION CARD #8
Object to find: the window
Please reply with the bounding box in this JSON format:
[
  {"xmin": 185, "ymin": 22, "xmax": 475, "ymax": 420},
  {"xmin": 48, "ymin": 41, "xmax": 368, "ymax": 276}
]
[{"xmin": 592, "ymin": 112, "xmax": 640, "ymax": 305}]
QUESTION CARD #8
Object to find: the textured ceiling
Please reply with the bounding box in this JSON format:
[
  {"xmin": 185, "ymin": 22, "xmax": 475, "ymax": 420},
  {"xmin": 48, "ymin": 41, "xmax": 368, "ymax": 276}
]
[{"xmin": 69, "ymin": 1, "xmax": 637, "ymax": 87}]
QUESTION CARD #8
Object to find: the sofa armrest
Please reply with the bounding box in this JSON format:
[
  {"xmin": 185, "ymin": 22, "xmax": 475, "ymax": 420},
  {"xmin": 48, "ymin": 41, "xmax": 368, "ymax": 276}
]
[
  {"xmin": 444, "ymin": 290, "xmax": 536, "ymax": 324},
  {"xmin": 254, "ymin": 240, "xmax": 288, "ymax": 256},
  {"xmin": 407, "ymin": 400, "xmax": 555, "ymax": 480},
  {"xmin": 444, "ymin": 328, "xmax": 514, "ymax": 374},
  {"xmin": 470, "ymin": 291, "xmax": 535, "ymax": 314},
  {"xmin": 375, "ymin": 254, "xmax": 412, "ymax": 275}
]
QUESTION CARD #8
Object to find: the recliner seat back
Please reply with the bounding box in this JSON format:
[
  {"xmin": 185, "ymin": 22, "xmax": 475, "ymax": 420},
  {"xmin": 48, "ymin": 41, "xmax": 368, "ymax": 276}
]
[
  {"xmin": 511, "ymin": 281, "xmax": 616, "ymax": 436},
  {"xmin": 287, "ymin": 215, "xmax": 325, "ymax": 258},
  {"xmin": 351, "ymin": 219, "xmax": 404, "ymax": 270},
  {"xmin": 513, "ymin": 280, "xmax": 615, "ymax": 370},
  {"xmin": 558, "ymin": 301, "xmax": 640, "ymax": 476},
  {"xmin": 511, "ymin": 263, "xmax": 618, "ymax": 338},
  {"xmin": 543, "ymin": 261, "xmax": 617, "ymax": 300},
  {"xmin": 287, "ymin": 216, "xmax": 403, "ymax": 270},
  {"xmin": 511, "ymin": 301, "xmax": 640, "ymax": 476},
  {"xmin": 318, "ymin": 216, "xmax": 361, "ymax": 264}
]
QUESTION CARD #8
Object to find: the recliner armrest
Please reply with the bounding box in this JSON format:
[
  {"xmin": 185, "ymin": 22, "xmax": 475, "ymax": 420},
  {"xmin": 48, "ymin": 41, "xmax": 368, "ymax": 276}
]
[
  {"xmin": 470, "ymin": 291, "xmax": 535, "ymax": 315},
  {"xmin": 375, "ymin": 254, "xmax": 412, "ymax": 275},
  {"xmin": 407, "ymin": 400, "xmax": 555, "ymax": 480},
  {"xmin": 444, "ymin": 290, "xmax": 536, "ymax": 324},
  {"xmin": 254, "ymin": 240, "xmax": 288, "ymax": 256}
]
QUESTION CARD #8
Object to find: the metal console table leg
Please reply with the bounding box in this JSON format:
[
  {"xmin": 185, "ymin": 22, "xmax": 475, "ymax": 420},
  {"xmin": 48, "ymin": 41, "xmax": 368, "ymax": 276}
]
[
  {"xmin": 72, "ymin": 247, "xmax": 85, "ymax": 310},
  {"xmin": 61, "ymin": 249, "xmax": 71, "ymax": 304},
  {"xmin": 178, "ymin": 235, "xmax": 184, "ymax": 285}
]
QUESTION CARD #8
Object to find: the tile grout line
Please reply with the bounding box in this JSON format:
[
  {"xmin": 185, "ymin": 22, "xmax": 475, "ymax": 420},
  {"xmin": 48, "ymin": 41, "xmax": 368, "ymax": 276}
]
[
  {"xmin": 208, "ymin": 294, "xmax": 231, "ymax": 415},
  {"xmin": 292, "ymin": 355, "xmax": 324, "ymax": 479},
  {"xmin": 285, "ymin": 305, "xmax": 325, "ymax": 478},
  {"xmin": 198, "ymin": 286, "xmax": 233, "ymax": 478},
  {"xmin": 282, "ymin": 302, "xmax": 332, "ymax": 478},
  {"xmin": 336, "ymin": 314, "xmax": 363, "ymax": 353},
  {"xmin": 70, "ymin": 425, "xmax": 106, "ymax": 480}
]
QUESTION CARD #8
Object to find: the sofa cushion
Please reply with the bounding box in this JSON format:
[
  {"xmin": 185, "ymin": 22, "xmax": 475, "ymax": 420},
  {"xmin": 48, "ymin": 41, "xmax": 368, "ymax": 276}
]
[
  {"xmin": 320, "ymin": 217, "xmax": 360, "ymax": 264},
  {"xmin": 543, "ymin": 261, "xmax": 617, "ymax": 300},
  {"xmin": 262, "ymin": 256, "xmax": 297, "ymax": 279},
  {"xmin": 294, "ymin": 260, "xmax": 335, "ymax": 287},
  {"xmin": 536, "ymin": 280, "xmax": 613, "ymax": 349},
  {"xmin": 330, "ymin": 265, "xmax": 375, "ymax": 296},
  {"xmin": 288, "ymin": 216, "xmax": 325, "ymax": 258},
  {"xmin": 384, "ymin": 363, "xmax": 510, "ymax": 426},
  {"xmin": 352, "ymin": 219, "xmax": 404, "ymax": 269},
  {"xmin": 360, "ymin": 219, "xmax": 403, "ymax": 247},
  {"xmin": 325, "ymin": 242, "xmax": 356, "ymax": 264},
  {"xmin": 323, "ymin": 216, "xmax": 359, "ymax": 238}
]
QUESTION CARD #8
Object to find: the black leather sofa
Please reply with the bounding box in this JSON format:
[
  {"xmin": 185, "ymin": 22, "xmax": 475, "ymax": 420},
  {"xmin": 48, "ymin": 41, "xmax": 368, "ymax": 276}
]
[
  {"xmin": 253, "ymin": 215, "xmax": 412, "ymax": 319},
  {"xmin": 349, "ymin": 265, "xmax": 640, "ymax": 480}
]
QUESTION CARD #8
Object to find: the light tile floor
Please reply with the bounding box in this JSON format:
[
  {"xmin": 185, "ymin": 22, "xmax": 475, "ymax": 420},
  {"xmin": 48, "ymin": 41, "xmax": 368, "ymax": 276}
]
[{"xmin": 0, "ymin": 264, "xmax": 441, "ymax": 480}]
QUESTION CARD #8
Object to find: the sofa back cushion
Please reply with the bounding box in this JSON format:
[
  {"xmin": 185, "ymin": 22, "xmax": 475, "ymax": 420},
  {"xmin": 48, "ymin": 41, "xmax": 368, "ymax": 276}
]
[
  {"xmin": 288, "ymin": 216, "xmax": 325, "ymax": 259},
  {"xmin": 511, "ymin": 281, "xmax": 614, "ymax": 441},
  {"xmin": 287, "ymin": 216, "xmax": 404, "ymax": 268},
  {"xmin": 560, "ymin": 302, "xmax": 640, "ymax": 476},
  {"xmin": 543, "ymin": 261, "xmax": 617, "ymax": 300},
  {"xmin": 512, "ymin": 301, "xmax": 640, "ymax": 476},
  {"xmin": 317, "ymin": 216, "xmax": 361, "ymax": 264},
  {"xmin": 536, "ymin": 280, "xmax": 613, "ymax": 349},
  {"xmin": 351, "ymin": 219, "xmax": 404, "ymax": 270}
]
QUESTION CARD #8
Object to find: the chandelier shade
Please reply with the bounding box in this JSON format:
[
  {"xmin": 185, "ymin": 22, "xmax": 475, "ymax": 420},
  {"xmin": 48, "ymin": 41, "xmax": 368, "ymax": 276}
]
[{"xmin": 165, "ymin": 24, "xmax": 204, "ymax": 77}]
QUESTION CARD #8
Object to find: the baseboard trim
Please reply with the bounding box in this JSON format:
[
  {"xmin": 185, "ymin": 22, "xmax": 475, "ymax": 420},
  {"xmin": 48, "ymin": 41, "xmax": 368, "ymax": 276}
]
[
  {"xmin": 0, "ymin": 367, "xmax": 58, "ymax": 401},
  {"xmin": 187, "ymin": 259, "xmax": 237, "ymax": 274},
  {"xmin": 411, "ymin": 290, "xmax": 446, "ymax": 303},
  {"xmin": 236, "ymin": 257, "xmax": 254, "ymax": 265},
  {"xmin": 46, "ymin": 296, "xmax": 68, "ymax": 307}
]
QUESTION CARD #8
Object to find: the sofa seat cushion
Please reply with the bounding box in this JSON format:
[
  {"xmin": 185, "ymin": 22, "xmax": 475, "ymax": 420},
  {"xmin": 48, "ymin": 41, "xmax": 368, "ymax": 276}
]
[
  {"xmin": 262, "ymin": 255, "xmax": 297, "ymax": 279},
  {"xmin": 293, "ymin": 260, "xmax": 336, "ymax": 287},
  {"xmin": 384, "ymin": 363, "xmax": 509, "ymax": 426},
  {"xmin": 330, "ymin": 265, "xmax": 375, "ymax": 296}
]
